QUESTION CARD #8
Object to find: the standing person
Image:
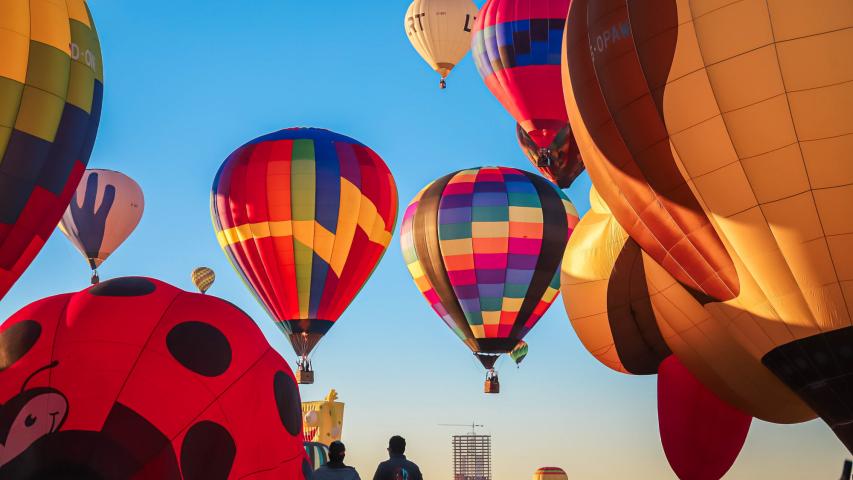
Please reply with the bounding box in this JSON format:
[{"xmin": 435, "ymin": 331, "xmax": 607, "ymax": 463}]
[
  {"xmin": 372, "ymin": 436, "xmax": 423, "ymax": 480},
  {"xmin": 314, "ymin": 441, "xmax": 361, "ymax": 480}
]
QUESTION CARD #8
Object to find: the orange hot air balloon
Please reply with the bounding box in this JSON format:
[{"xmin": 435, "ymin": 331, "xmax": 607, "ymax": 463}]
[
  {"xmin": 533, "ymin": 467, "xmax": 568, "ymax": 480},
  {"xmin": 59, "ymin": 169, "xmax": 144, "ymax": 284},
  {"xmin": 562, "ymin": 0, "xmax": 851, "ymax": 447}
]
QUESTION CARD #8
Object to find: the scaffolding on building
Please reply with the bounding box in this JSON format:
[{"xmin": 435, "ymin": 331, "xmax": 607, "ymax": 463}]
[{"xmin": 451, "ymin": 433, "xmax": 492, "ymax": 480}]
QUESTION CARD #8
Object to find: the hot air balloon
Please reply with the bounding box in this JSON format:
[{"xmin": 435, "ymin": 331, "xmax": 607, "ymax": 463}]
[
  {"xmin": 562, "ymin": 0, "xmax": 853, "ymax": 447},
  {"xmin": 59, "ymin": 169, "xmax": 144, "ymax": 284},
  {"xmin": 404, "ymin": 0, "xmax": 479, "ymax": 89},
  {"xmin": 0, "ymin": 277, "xmax": 312, "ymax": 478},
  {"xmin": 401, "ymin": 166, "xmax": 578, "ymax": 393},
  {"xmin": 562, "ymin": 188, "xmax": 812, "ymax": 421},
  {"xmin": 510, "ymin": 340, "xmax": 528, "ymax": 366},
  {"xmin": 0, "ymin": 0, "xmax": 103, "ymax": 300},
  {"xmin": 533, "ymin": 467, "xmax": 568, "ymax": 480},
  {"xmin": 191, "ymin": 266, "xmax": 215, "ymax": 294},
  {"xmin": 471, "ymin": 0, "xmax": 570, "ymax": 165},
  {"xmin": 658, "ymin": 355, "xmax": 751, "ymax": 480},
  {"xmin": 516, "ymin": 124, "xmax": 584, "ymax": 189},
  {"xmin": 212, "ymin": 128, "xmax": 398, "ymax": 384}
]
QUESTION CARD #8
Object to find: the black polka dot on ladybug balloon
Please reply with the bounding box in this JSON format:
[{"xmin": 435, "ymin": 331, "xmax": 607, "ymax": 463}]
[
  {"xmin": 273, "ymin": 371, "xmax": 302, "ymax": 436},
  {"xmin": 89, "ymin": 277, "xmax": 156, "ymax": 296},
  {"xmin": 166, "ymin": 322, "xmax": 231, "ymax": 376},
  {"xmin": 0, "ymin": 320, "xmax": 41, "ymax": 371},
  {"xmin": 180, "ymin": 421, "xmax": 236, "ymax": 480}
]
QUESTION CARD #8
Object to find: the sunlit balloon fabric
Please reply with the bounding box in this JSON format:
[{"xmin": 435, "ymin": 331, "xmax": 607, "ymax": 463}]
[
  {"xmin": 212, "ymin": 128, "xmax": 398, "ymax": 361},
  {"xmin": 401, "ymin": 167, "xmax": 579, "ymax": 365},
  {"xmin": 0, "ymin": 0, "xmax": 103, "ymax": 299},
  {"xmin": 0, "ymin": 277, "xmax": 311, "ymax": 478},
  {"xmin": 472, "ymin": 0, "xmax": 570, "ymax": 149},
  {"xmin": 516, "ymin": 123, "xmax": 584, "ymax": 189},
  {"xmin": 562, "ymin": 0, "xmax": 853, "ymax": 447},
  {"xmin": 404, "ymin": 0, "xmax": 479, "ymax": 89},
  {"xmin": 59, "ymin": 169, "xmax": 144, "ymax": 273}
]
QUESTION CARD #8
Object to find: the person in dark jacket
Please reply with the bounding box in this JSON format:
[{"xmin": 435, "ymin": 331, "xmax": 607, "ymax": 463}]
[
  {"xmin": 372, "ymin": 436, "xmax": 423, "ymax": 480},
  {"xmin": 314, "ymin": 441, "xmax": 361, "ymax": 480}
]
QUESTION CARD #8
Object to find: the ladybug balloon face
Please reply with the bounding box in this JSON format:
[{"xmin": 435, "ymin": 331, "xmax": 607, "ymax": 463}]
[{"xmin": 0, "ymin": 277, "xmax": 311, "ymax": 479}]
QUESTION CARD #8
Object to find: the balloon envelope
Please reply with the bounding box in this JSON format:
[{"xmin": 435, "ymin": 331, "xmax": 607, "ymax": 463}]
[
  {"xmin": 59, "ymin": 169, "xmax": 144, "ymax": 270},
  {"xmin": 0, "ymin": 0, "xmax": 103, "ymax": 299},
  {"xmin": 401, "ymin": 166, "xmax": 578, "ymax": 368},
  {"xmin": 405, "ymin": 0, "xmax": 479, "ymax": 87},
  {"xmin": 191, "ymin": 266, "xmax": 215, "ymax": 294},
  {"xmin": 211, "ymin": 128, "xmax": 398, "ymax": 361},
  {"xmin": 516, "ymin": 123, "xmax": 584, "ymax": 189},
  {"xmin": 533, "ymin": 467, "xmax": 568, "ymax": 480},
  {"xmin": 472, "ymin": 0, "xmax": 570, "ymax": 149},
  {"xmin": 0, "ymin": 277, "xmax": 311, "ymax": 478},
  {"xmin": 510, "ymin": 340, "xmax": 528, "ymax": 365},
  {"xmin": 658, "ymin": 355, "xmax": 751, "ymax": 480}
]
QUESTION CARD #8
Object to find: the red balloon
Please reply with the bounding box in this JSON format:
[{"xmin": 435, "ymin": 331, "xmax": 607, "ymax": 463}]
[
  {"xmin": 658, "ymin": 355, "xmax": 751, "ymax": 480},
  {"xmin": 0, "ymin": 277, "xmax": 311, "ymax": 479},
  {"xmin": 472, "ymin": 0, "xmax": 571, "ymax": 151}
]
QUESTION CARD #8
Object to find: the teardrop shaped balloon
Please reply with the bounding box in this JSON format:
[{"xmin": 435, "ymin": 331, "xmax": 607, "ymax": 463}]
[
  {"xmin": 472, "ymin": 0, "xmax": 570, "ymax": 157},
  {"xmin": 211, "ymin": 128, "xmax": 398, "ymax": 384},
  {"xmin": 516, "ymin": 123, "xmax": 584, "ymax": 189},
  {"xmin": 510, "ymin": 340, "xmax": 528, "ymax": 366},
  {"xmin": 404, "ymin": 0, "xmax": 479, "ymax": 89},
  {"xmin": 59, "ymin": 169, "xmax": 144, "ymax": 283},
  {"xmin": 191, "ymin": 267, "xmax": 215, "ymax": 294},
  {"xmin": 401, "ymin": 166, "xmax": 578, "ymax": 392},
  {"xmin": 0, "ymin": 0, "xmax": 104, "ymax": 299}
]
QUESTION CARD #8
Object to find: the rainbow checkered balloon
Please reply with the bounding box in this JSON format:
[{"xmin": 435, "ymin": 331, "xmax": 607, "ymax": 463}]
[{"xmin": 401, "ymin": 167, "xmax": 578, "ymax": 368}]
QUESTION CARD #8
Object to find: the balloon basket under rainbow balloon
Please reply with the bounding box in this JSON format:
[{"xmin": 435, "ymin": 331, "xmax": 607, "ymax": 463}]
[
  {"xmin": 484, "ymin": 370, "xmax": 500, "ymax": 394},
  {"xmin": 296, "ymin": 360, "xmax": 315, "ymax": 385}
]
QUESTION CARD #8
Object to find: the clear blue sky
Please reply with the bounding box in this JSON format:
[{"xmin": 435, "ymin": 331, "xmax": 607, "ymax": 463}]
[{"xmin": 2, "ymin": 1, "xmax": 847, "ymax": 478}]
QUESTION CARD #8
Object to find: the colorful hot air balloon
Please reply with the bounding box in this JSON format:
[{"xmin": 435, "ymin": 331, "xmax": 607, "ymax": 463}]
[
  {"xmin": 0, "ymin": 277, "xmax": 312, "ymax": 478},
  {"xmin": 59, "ymin": 169, "xmax": 144, "ymax": 284},
  {"xmin": 510, "ymin": 340, "xmax": 528, "ymax": 366},
  {"xmin": 401, "ymin": 167, "xmax": 578, "ymax": 393},
  {"xmin": 0, "ymin": 0, "xmax": 103, "ymax": 299},
  {"xmin": 562, "ymin": 0, "xmax": 853, "ymax": 447},
  {"xmin": 191, "ymin": 266, "xmax": 215, "ymax": 294},
  {"xmin": 533, "ymin": 467, "xmax": 568, "ymax": 480},
  {"xmin": 658, "ymin": 355, "xmax": 751, "ymax": 480},
  {"xmin": 516, "ymin": 123, "xmax": 584, "ymax": 188},
  {"xmin": 472, "ymin": 0, "xmax": 570, "ymax": 165},
  {"xmin": 404, "ymin": 0, "xmax": 479, "ymax": 89},
  {"xmin": 212, "ymin": 128, "xmax": 398, "ymax": 384}
]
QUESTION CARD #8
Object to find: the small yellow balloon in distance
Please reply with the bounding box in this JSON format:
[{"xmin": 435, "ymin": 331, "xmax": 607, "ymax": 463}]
[{"xmin": 191, "ymin": 267, "xmax": 215, "ymax": 294}]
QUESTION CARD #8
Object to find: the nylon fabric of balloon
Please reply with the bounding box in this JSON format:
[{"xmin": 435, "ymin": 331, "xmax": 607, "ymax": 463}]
[
  {"xmin": 0, "ymin": 0, "xmax": 104, "ymax": 300},
  {"xmin": 516, "ymin": 123, "xmax": 584, "ymax": 189},
  {"xmin": 59, "ymin": 169, "xmax": 144, "ymax": 270},
  {"xmin": 211, "ymin": 128, "xmax": 398, "ymax": 360},
  {"xmin": 562, "ymin": 187, "xmax": 814, "ymax": 424},
  {"xmin": 191, "ymin": 266, "xmax": 215, "ymax": 294},
  {"xmin": 471, "ymin": 0, "xmax": 570, "ymax": 149},
  {"xmin": 510, "ymin": 340, "xmax": 528, "ymax": 365},
  {"xmin": 562, "ymin": 0, "xmax": 853, "ymax": 442},
  {"xmin": 658, "ymin": 355, "xmax": 751, "ymax": 480},
  {"xmin": 0, "ymin": 277, "xmax": 312, "ymax": 478},
  {"xmin": 400, "ymin": 166, "xmax": 579, "ymax": 365},
  {"xmin": 404, "ymin": 0, "xmax": 479, "ymax": 87},
  {"xmin": 533, "ymin": 466, "xmax": 568, "ymax": 480}
]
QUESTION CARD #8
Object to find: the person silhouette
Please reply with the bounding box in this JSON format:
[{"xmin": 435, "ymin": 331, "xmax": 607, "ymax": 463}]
[
  {"xmin": 372, "ymin": 436, "xmax": 423, "ymax": 480},
  {"xmin": 314, "ymin": 441, "xmax": 361, "ymax": 480}
]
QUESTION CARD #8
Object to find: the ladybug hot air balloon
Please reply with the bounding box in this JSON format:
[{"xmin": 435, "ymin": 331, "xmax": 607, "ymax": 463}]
[
  {"xmin": 212, "ymin": 128, "xmax": 398, "ymax": 384},
  {"xmin": 516, "ymin": 123, "xmax": 584, "ymax": 188},
  {"xmin": 401, "ymin": 167, "xmax": 578, "ymax": 393},
  {"xmin": 59, "ymin": 169, "xmax": 144, "ymax": 284},
  {"xmin": 0, "ymin": 277, "xmax": 312, "ymax": 478},
  {"xmin": 471, "ymin": 0, "xmax": 570, "ymax": 166},
  {"xmin": 0, "ymin": 0, "xmax": 103, "ymax": 299}
]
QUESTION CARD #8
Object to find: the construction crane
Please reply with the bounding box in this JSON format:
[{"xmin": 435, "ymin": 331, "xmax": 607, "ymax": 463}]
[{"xmin": 438, "ymin": 422, "xmax": 484, "ymax": 435}]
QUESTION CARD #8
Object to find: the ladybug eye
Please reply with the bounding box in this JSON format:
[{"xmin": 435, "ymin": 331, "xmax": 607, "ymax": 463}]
[{"xmin": 25, "ymin": 414, "xmax": 36, "ymax": 427}]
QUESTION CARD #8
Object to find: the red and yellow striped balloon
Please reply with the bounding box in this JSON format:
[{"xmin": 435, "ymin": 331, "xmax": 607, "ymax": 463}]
[{"xmin": 211, "ymin": 128, "xmax": 398, "ymax": 363}]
